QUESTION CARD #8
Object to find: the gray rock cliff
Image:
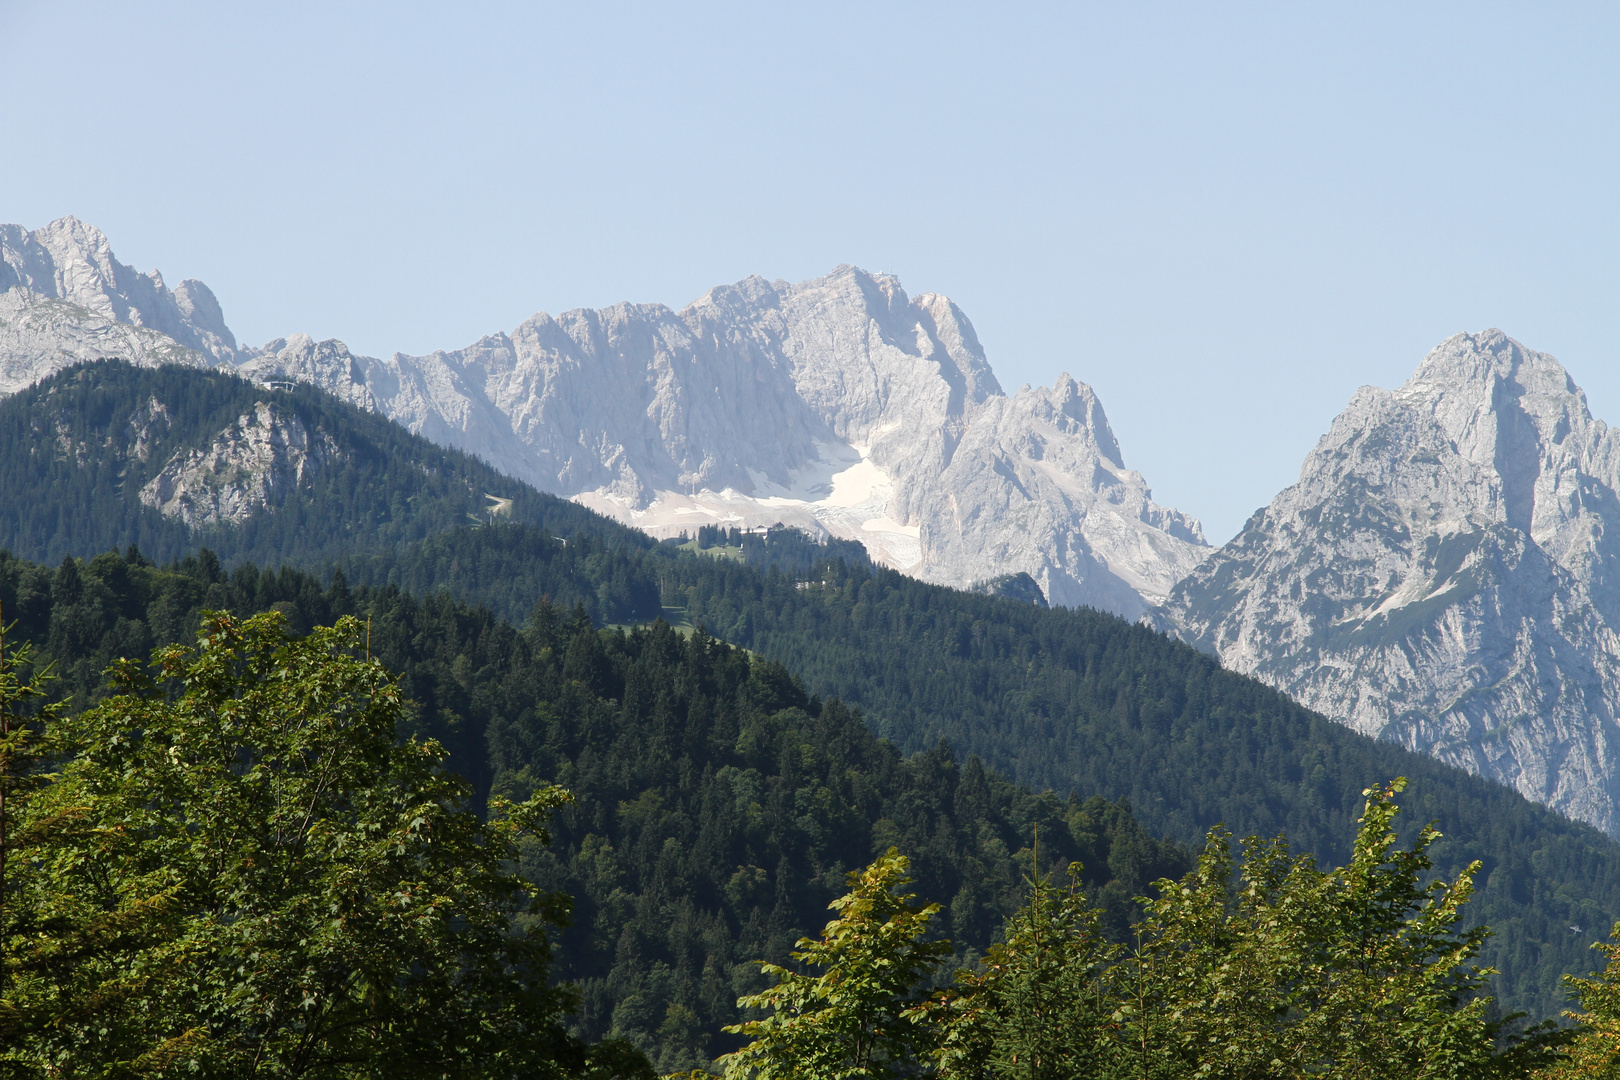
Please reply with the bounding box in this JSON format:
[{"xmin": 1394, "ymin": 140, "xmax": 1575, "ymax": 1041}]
[
  {"xmin": 0, "ymin": 289, "xmax": 204, "ymax": 395},
  {"xmin": 1154, "ymin": 330, "xmax": 1620, "ymax": 834},
  {"xmin": 1, "ymin": 217, "xmax": 240, "ymax": 366},
  {"xmin": 242, "ymin": 267, "xmax": 1210, "ymax": 617},
  {"xmin": 139, "ymin": 401, "xmax": 336, "ymax": 527}
]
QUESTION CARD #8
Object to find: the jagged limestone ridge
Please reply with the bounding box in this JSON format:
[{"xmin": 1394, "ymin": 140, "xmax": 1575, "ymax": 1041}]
[
  {"xmin": 1154, "ymin": 330, "xmax": 1620, "ymax": 835},
  {"xmin": 0, "ymin": 217, "xmax": 1210, "ymax": 620},
  {"xmin": 242, "ymin": 268, "xmax": 1209, "ymax": 618},
  {"xmin": 0, "ymin": 217, "xmax": 240, "ymax": 364}
]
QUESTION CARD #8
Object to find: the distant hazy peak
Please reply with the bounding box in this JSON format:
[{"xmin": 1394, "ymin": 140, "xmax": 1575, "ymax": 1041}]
[
  {"xmin": 0, "ymin": 216, "xmax": 239, "ymax": 364},
  {"xmin": 1028, "ymin": 372, "xmax": 1126, "ymax": 469}
]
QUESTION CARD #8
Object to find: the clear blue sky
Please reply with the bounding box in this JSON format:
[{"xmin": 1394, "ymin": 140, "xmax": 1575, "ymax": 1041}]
[{"xmin": 3, "ymin": 2, "xmax": 1616, "ymax": 543}]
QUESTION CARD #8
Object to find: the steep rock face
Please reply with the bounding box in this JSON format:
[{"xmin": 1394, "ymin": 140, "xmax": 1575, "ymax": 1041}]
[
  {"xmin": 0, "ymin": 289, "xmax": 204, "ymax": 395},
  {"xmin": 1155, "ymin": 330, "xmax": 1620, "ymax": 834},
  {"xmin": 139, "ymin": 401, "xmax": 334, "ymax": 527},
  {"xmin": 0, "ymin": 217, "xmax": 241, "ymax": 365},
  {"xmin": 245, "ymin": 267, "xmax": 1208, "ymax": 616},
  {"xmin": 932, "ymin": 374, "xmax": 1206, "ymax": 611}
]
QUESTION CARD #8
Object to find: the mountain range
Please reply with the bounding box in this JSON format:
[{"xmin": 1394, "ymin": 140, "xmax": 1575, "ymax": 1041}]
[
  {"xmin": 239, "ymin": 270, "xmax": 1213, "ymax": 618},
  {"xmin": 4, "ymin": 357, "xmax": 1619, "ymax": 1027},
  {"xmin": 1, "ymin": 218, "xmax": 1207, "ymax": 618},
  {"xmin": 8, "ymin": 215, "xmax": 1620, "ymax": 843}
]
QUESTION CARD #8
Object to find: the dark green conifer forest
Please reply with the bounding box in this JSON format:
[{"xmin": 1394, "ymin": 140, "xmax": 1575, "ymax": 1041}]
[{"xmin": 284, "ymin": 515, "xmax": 1620, "ymax": 1024}]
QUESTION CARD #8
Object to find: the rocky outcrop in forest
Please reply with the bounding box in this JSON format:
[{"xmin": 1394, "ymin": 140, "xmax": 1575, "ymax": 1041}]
[{"xmin": 138, "ymin": 401, "xmax": 336, "ymax": 527}]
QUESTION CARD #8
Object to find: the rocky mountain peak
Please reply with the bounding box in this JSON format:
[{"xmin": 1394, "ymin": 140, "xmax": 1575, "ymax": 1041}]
[
  {"xmin": 686, "ymin": 273, "xmax": 782, "ymax": 316},
  {"xmin": 1033, "ymin": 373, "xmax": 1125, "ymax": 468},
  {"xmin": 1310, "ymin": 330, "xmax": 1618, "ymax": 560},
  {"xmin": 0, "ymin": 216, "xmax": 240, "ymax": 365},
  {"xmin": 240, "ymin": 335, "xmax": 377, "ymax": 412},
  {"xmin": 1156, "ymin": 329, "xmax": 1620, "ymax": 835},
  {"xmin": 1399, "ymin": 330, "xmax": 1593, "ymax": 464},
  {"xmin": 239, "ymin": 262, "xmax": 1207, "ymax": 616}
]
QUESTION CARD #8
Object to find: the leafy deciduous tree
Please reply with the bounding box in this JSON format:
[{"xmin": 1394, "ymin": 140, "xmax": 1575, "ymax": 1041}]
[
  {"xmin": 0, "ymin": 610, "xmax": 591, "ymax": 1078},
  {"xmin": 1543, "ymin": 925, "xmax": 1620, "ymax": 1078},
  {"xmin": 721, "ymin": 850, "xmax": 952, "ymax": 1080},
  {"xmin": 731, "ymin": 782, "xmax": 1569, "ymax": 1080},
  {"xmin": 0, "ymin": 610, "xmax": 62, "ymax": 1015},
  {"xmin": 914, "ymin": 852, "xmax": 1118, "ymax": 1080},
  {"xmin": 1122, "ymin": 779, "xmax": 1564, "ymax": 1078}
]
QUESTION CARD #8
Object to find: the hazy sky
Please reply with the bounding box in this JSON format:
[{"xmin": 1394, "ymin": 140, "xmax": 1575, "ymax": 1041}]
[{"xmin": 3, "ymin": 2, "xmax": 1616, "ymax": 543}]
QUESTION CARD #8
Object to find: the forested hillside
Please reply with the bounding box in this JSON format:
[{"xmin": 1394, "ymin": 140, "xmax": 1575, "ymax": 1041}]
[
  {"xmin": 0, "ymin": 361, "xmax": 647, "ymax": 588},
  {"xmin": 288, "ymin": 522, "xmax": 1620, "ymax": 1022},
  {"xmin": 0, "ymin": 546, "xmax": 1186, "ymax": 1071},
  {"xmin": 661, "ymin": 552, "xmax": 1620, "ymax": 1021}
]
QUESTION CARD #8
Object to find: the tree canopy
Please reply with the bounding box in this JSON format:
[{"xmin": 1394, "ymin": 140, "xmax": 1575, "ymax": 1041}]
[
  {"xmin": 0, "ymin": 611, "xmax": 605, "ymax": 1078},
  {"xmin": 726, "ymin": 783, "xmax": 1568, "ymax": 1079}
]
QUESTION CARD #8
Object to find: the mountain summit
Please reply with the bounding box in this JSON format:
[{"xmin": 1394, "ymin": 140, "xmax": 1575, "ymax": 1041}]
[
  {"xmin": 0, "ymin": 217, "xmax": 241, "ymax": 393},
  {"xmin": 243, "ymin": 265, "xmax": 1208, "ymax": 615},
  {"xmin": 1155, "ymin": 330, "xmax": 1620, "ymax": 834}
]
